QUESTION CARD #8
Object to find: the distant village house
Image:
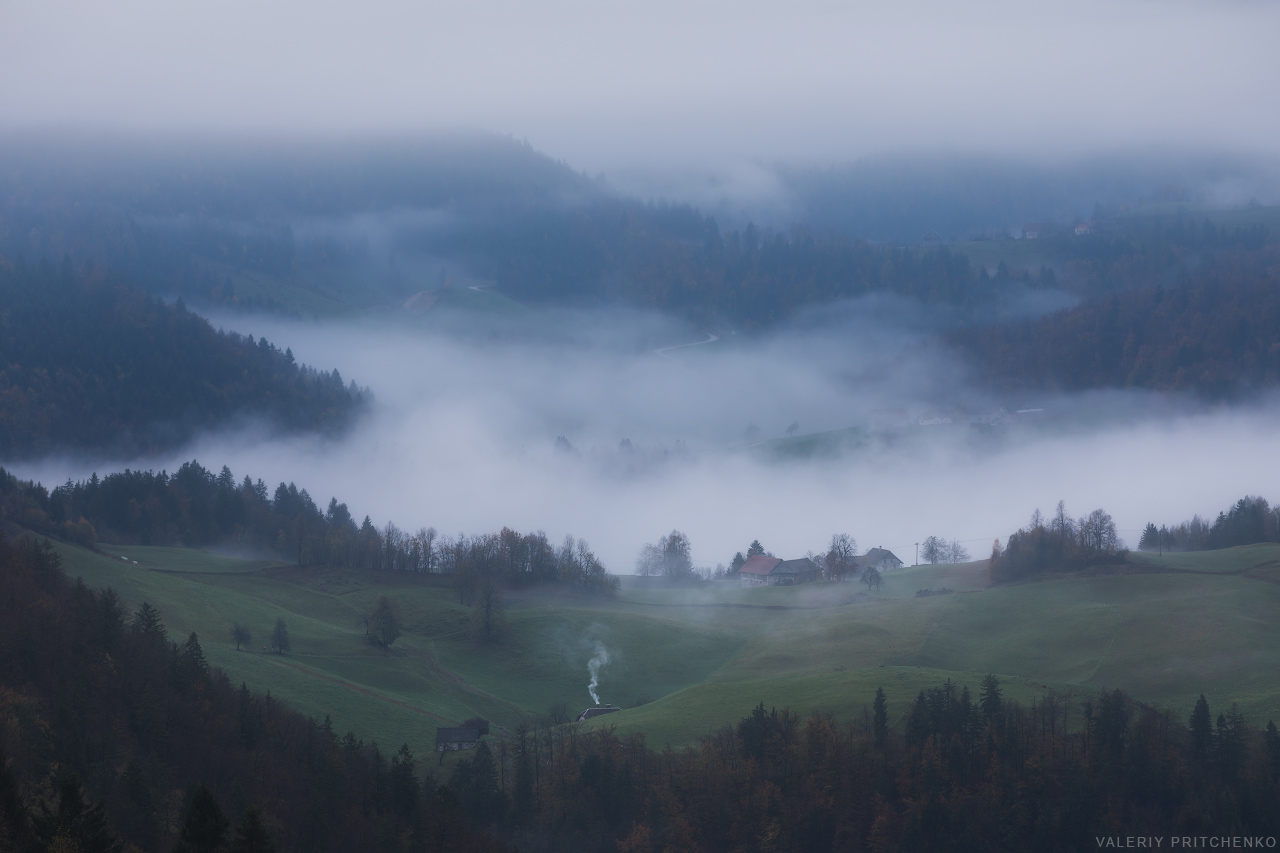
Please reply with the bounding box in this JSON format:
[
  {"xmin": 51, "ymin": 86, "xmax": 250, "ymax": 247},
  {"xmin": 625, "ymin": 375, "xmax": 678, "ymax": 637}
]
[
  {"xmin": 863, "ymin": 548, "xmax": 904, "ymax": 572},
  {"xmin": 739, "ymin": 555, "xmax": 821, "ymax": 588}
]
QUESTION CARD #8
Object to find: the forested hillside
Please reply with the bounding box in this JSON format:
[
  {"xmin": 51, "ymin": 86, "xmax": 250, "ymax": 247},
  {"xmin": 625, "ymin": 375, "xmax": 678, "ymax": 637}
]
[
  {"xmin": 0, "ymin": 258, "xmax": 366, "ymax": 457},
  {"xmin": 7, "ymin": 139, "xmax": 1280, "ymax": 397},
  {"xmin": 494, "ymin": 686, "xmax": 1280, "ymax": 851},
  {"xmin": 12, "ymin": 137, "xmax": 1274, "ymax": 332},
  {"xmin": 953, "ymin": 237, "xmax": 1280, "ymax": 396},
  {"xmin": 0, "ymin": 531, "xmax": 504, "ymax": 853}
]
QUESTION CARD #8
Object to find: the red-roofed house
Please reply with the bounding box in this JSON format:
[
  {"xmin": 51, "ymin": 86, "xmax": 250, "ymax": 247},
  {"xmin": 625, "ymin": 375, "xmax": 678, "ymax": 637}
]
[
  {"xmin": 739, "ymin": 555, "xmax": 781, "ymax": 587},
  {"xmin": 740, "ymin": 555, "xmax": 821, "ymax": 588}
]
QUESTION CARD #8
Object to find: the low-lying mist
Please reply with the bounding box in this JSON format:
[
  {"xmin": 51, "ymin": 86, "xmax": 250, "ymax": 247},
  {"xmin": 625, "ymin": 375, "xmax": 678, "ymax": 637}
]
[{"xmin": 13, "ymin": 301, "xmax": 1280, "ymax": 572}]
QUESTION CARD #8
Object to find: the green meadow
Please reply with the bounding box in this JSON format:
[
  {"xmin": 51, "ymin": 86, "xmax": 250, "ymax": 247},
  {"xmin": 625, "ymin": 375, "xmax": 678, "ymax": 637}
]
[{"xmin": 53, "ymin": 541, "xmax": 1280, "ymax": 755}]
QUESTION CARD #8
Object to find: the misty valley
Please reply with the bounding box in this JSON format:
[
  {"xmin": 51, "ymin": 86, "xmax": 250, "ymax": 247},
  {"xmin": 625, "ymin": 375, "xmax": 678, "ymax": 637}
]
[{"xmin": 2, "ymin": 136, "xmax": 1280, "ymax": 852}]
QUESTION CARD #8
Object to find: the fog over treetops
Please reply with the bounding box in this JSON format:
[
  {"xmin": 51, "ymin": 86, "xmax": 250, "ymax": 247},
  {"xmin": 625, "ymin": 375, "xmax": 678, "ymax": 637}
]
[{"xmin": 11, "ymin": 302, "xmax": 1280, "ymax": 572}]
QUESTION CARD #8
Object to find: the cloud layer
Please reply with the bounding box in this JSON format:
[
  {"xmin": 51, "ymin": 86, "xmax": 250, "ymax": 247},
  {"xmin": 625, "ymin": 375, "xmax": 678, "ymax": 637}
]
[{"xmin": 3, "ymin": 0, "xmax": 1278, "ymax": 170}]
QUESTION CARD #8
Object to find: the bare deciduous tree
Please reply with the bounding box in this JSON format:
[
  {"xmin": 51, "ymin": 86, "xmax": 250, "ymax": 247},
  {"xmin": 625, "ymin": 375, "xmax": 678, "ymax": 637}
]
[
  {"xmin": 232, "ymin": 622, "xmax": 251, "ymax": 651},
  {"xmin": 861, "ymin": 566, "xmax": 883, "ymax": 592},
  {"xmin": 1079, "ymin": 509, "xmax": 1119, "ymax": 553},
  {"xmin": 415, "ymin": 526, "xmax": 437, "ymax": 573},
  {"xmin": 635, "ymin": 530, "xmax": 694, "ymax": 580},
  {"xmin": 922, "ymin": 536, "xmax": 970, "ymax": 564},
  {"xmin": 472, "ymin": 580, "xmax": 505, "ymax": 641},
  {"xmin": 826, "ymin": 533, "xmax": 858, "ymax": 581}
]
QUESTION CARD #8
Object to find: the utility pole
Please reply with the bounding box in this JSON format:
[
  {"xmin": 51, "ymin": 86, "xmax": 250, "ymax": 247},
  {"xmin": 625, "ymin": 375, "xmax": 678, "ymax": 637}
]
[{"xmin": 914, "ymin": 542, "xmax": 919, "ymax": 566}]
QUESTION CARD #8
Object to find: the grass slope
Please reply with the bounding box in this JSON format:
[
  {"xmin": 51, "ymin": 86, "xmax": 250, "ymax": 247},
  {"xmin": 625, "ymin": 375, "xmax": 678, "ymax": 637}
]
[
  {"xmin": 51, "ymin": 540, "xmax": 1280, "ymax": 754},
  {"xmin": 1127, "ymin": 542, "xmax": 1280, "ymax": 574}
]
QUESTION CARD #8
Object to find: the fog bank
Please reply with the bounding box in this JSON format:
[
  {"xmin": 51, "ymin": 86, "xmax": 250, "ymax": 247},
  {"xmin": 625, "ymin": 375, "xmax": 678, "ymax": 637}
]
[{"xmin": 10, "ymin": 304, "xmax": 1280, "ymax": 572}]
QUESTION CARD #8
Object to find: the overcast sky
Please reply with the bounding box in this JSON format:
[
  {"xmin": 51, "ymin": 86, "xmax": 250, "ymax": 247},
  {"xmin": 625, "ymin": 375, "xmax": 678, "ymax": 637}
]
[{"xmin": 2, "ymin": 0, "xmax": 1278, "ymax": 172}]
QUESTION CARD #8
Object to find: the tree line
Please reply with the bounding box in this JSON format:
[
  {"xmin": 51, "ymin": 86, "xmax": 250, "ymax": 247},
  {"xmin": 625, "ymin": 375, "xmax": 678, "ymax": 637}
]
[
  {"xmin": 920, "ymin": 535, "xmax": 969, "ymax": 565},
  {"xmin": 0, "ymin": 257, "xmax": 367, "ymax": 458},
  {"xmin": 991, "ymin": 501, "xmax": 1125, "ymax": 583},
  {"xmin": 0, "ymin": 531, "xmax": 505, "ymax": 853},
  {"xmin": 430, "ymin": 678, "xmax": 1280, "ymax": 850},
  {"xmin": 1140, "ymin": 495, "xmax": 1280, "ymax": 553},
  {"xmin": 0, "ymin": 460, "xmax": 618, "ymax": 597}
]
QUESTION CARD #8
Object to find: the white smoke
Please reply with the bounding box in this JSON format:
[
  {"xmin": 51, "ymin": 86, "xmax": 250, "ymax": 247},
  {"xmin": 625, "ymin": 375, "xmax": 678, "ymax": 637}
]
[{"xmin": 587, "ymin": 640, "xmax": 610, "ymax": 706}]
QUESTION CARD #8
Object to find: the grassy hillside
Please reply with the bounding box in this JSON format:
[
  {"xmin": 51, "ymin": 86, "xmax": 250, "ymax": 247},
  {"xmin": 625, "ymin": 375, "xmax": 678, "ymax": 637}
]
[
  {"xmin": 1127, "ymin": 541, "xmax": 1280, "ymax": 574},
  {"xmin": 53, "ymin": 541, "xmax": 1280, "ymax": 757},
  {"xmin": 0, "ymin": 264, "xmax": 366, "ymax": 457}
]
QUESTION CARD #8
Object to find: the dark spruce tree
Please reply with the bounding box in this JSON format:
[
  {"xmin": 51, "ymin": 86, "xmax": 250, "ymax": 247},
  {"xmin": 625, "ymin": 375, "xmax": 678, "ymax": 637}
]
[
  {"xmin": 1190, "ymin": 694, "xmax": 1214, "ymax": 766},
  {"xmin": 230, "ymin": 806, "xmax": 276, "ymax": 853},
  {"xmin": 173, "ymin": 784, "xmax": 230, "ymax": 853},
  {"xmin": 130, "ymin": 601, "xmax": 167, "ymax": 641},
  {"xmin": 873, "ymin": 687, "xmax": 888, "ymax": 749},
  {"xmin": 32, "ymin": 775, "xmax": 123, "ymax": 853}
]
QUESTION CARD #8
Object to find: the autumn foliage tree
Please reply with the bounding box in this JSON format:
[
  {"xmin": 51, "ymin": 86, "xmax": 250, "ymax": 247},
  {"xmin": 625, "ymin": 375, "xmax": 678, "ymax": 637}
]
[{"xmin": 991, "ymin": 501, "xmax": 1125, "ymax": 583}]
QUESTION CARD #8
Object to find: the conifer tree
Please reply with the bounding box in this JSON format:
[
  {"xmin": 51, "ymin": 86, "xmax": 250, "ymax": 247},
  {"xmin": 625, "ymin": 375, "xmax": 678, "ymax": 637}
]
[
  {"xmin": 33, "ymin": 775, "xmax": 122, "ymax": 853},
  {"xmin": 178, "ymin": 632, "xmax": 210, "ymax": 686},
  {"xmin": 390, "ymin": 744, "xmax": 419, "ymax": 820},
  {"xmin": 1189, "ymin": 694, "xmax": 1213, "ymax": 765},
  {"xmin": 0, "ymin": 745, "xmax": 32, "ymax": 853},
  {"xmin": 230, "ymin": 806, "xmax": 276, "ymax": 853},
  {"xmin": 451, "ymin": 742, "xmax": 504, "ymax": 827},
  {"xmin": 131, "ymin": 601, "xmax": 166, "ymax": 640},
  {"xmin": 173, "ymin": 784, "xmax": 229, "ymax": 853},
  {"xmin": 979, "ymin": 674, "xmax": 1003, "ymax": 721},
  {"xmin": 873, "ymin": 688, "xmax": 888, "ymax": 749},
  {"xmin": 1217, "ymin": 706, "xmax": 1246, "ymax": 781},
  {"xmin": 1139, "ymin": 523, "xmax": 1159, "ymax": 551},
  {"xmin": 1265, "ymin": 720, "xmax": 1280, "ymax": 782}
]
